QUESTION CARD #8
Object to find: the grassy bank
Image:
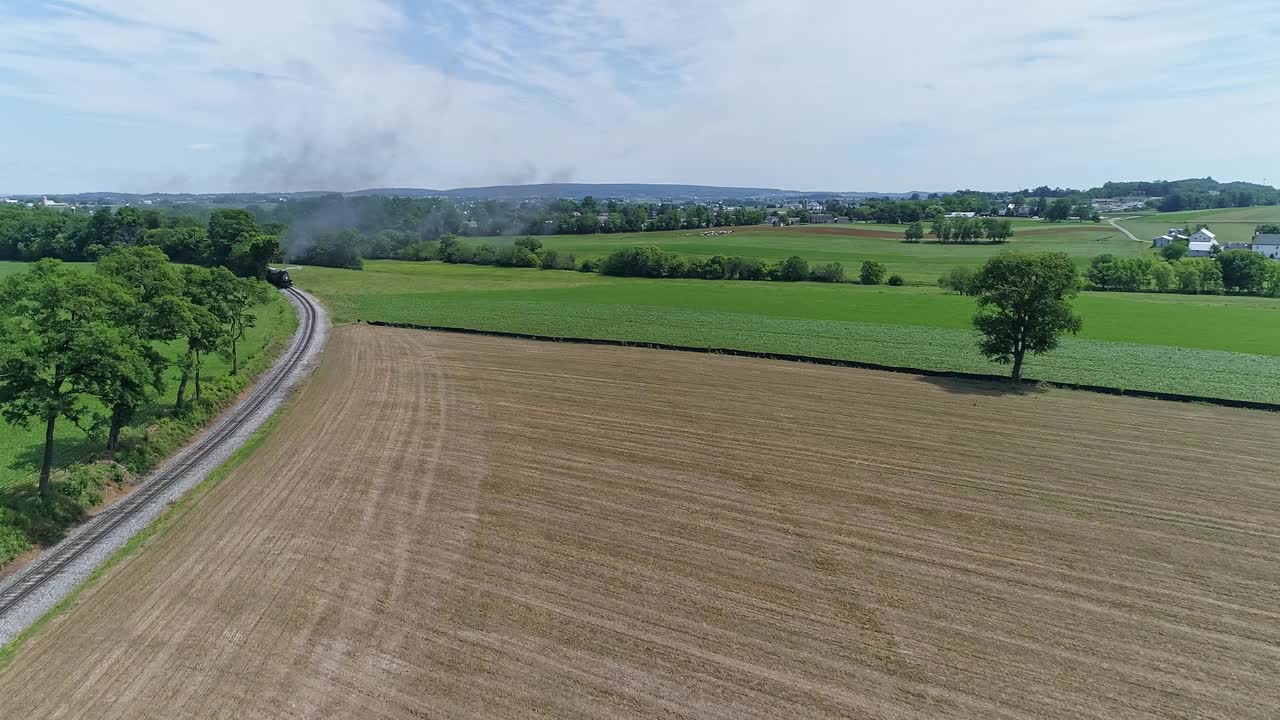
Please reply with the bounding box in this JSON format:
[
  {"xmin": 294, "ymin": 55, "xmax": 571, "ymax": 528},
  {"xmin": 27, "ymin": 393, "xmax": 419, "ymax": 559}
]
[{"xmin": 297, "ymin": 261, "xmax": 1280, "ymax": 403}]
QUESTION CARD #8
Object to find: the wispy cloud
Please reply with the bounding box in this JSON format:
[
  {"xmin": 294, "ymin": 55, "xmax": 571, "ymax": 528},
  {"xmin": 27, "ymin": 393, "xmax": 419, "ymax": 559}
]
[{"xmin": 0, "ymin": 0, "xmax": 1277, "ymax": 192}]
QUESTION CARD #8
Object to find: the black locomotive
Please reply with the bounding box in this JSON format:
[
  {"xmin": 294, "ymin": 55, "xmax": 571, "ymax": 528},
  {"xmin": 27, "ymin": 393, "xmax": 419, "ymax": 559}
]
[{"xmin": 266, "ymin": 267, "xmax": 293, "ymax": 289}]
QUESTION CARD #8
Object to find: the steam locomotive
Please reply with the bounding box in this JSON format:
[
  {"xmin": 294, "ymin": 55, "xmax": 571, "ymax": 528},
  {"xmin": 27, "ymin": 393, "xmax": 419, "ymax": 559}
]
[{"xmin": 266, "ymin": 267, "xmax": 293, "ymax": 289}]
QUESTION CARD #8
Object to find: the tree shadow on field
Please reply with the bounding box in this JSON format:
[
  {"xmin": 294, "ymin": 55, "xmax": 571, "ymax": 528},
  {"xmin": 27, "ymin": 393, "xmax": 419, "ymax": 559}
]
[{"xmin": 918, "ymin": 375, "xmax": 1047, "ymax": 398}]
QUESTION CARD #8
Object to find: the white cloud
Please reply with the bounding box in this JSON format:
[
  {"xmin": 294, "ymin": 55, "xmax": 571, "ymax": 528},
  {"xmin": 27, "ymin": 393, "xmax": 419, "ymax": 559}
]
[
  {"xmin": 188, "ymin": 143, "xmax": 214, "ymax": 151},
  {"xmin": 0, "ymin": 0, "xmax": 1277, "ymax": 192}
]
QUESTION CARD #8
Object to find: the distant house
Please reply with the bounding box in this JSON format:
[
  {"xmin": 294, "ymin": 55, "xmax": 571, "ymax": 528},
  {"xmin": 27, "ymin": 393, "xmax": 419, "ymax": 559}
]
[
  {"xmin": 945, "ymin": 211, "xmax": 977, "ymax": 219},
  {"xmin": 810, "ymin": 214, "xmax": 835, "ymax": 224},
  {"xmin": 1252, "ymin": 233, "xmax": 1280, "ymax": 259},
  {"xmin": 833, "ymin": 216, "xmax": 850, "ymax": 224}
]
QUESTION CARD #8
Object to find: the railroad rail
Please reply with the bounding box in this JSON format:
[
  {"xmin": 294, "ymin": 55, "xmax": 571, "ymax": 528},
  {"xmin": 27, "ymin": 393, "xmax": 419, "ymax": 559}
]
[{"xmin": 0, "ymin": 287, "xmax": 319, "ymax": 621}]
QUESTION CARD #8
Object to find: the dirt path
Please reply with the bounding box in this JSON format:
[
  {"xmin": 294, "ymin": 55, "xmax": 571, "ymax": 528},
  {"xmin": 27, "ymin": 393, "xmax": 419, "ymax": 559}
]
[
  {"xmin": 3, "ymin": 326, "xmax": 1279, "ymax": 719},
  {"xmin": 1108, "ymin": 216, "xmax": 1144, "ymax": 242}
]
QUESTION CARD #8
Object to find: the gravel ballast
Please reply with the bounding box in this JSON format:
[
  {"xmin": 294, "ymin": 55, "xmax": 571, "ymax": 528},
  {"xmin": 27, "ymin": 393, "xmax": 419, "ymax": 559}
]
[{"xmin": 0, "ymin": 289, "xmax": 328, "ymax": 646}]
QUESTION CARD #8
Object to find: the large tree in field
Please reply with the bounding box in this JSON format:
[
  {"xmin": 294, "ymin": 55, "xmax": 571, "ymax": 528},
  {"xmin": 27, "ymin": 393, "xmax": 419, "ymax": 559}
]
[
  {"xmin": 0, "ymin": 260, "xmax": 143, "ymax": 494},
  {"xmin": 971, "ymin": 252, "xmax": 1082, "ymax": 382},
  {"xmin": 904, "ymin": 221, "xmax": 925, "ymax": 242},
  {"xmin": 96, "ymin": 246, "xmax": 189, "ymax": 450}
]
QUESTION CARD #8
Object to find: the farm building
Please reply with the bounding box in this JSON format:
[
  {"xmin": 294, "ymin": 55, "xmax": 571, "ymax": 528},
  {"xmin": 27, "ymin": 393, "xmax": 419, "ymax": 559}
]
[
  {"xmin": 1252, "ymin": 233, "xmax": 1280, "ymax": 259},
  {"xmin": 1187, "ymin": 240, "xmax": 1219, "ymax": 257},
  {"xmin": 1151, "ymin": 229, "xmax": 1189, "ymax": 248},
  {"xmin": 946, "ymin": 211, "xmax": 977, "ymax": 218},
  {"xmin": 834, "ymin": 216, "xmax": 851, "ymax": 224},
  {"xmin": 1189, "ymin": 228, "xmax": 1217, "ymax": 245},
  {"xmin": 810, "ymin": 214, "xmax": 835, "ymax": 224}
]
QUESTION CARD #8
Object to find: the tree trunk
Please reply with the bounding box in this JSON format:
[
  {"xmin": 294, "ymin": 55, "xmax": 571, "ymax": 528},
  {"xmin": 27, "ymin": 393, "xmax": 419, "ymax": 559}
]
[
  {"xmin": 40, "ymin": 414, "xmax": 56, "ymax": 497},
  {"xmin": 176, "ymin": 368, "xmax": 189, "ymax": 412},
  {"xmin": 231, "ymin": 338, "xmax": 238, "ymax": 376},
  {"xmin": 1011, "ymin": 350, "xmax": 1025, "ymax": 383},
  {"xmin": 194, "ymin": 350, "xmax": 202, "ymax": 403},
  {"xmin": 107, "ymin": 403, "xmax": 126, "ymax": 453}
]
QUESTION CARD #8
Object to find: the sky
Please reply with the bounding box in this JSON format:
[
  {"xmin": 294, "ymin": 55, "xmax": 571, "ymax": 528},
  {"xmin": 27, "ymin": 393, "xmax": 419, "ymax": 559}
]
[{"xmin": 0, "ymin": 0, "xmax": 1278, "ymax": 194}]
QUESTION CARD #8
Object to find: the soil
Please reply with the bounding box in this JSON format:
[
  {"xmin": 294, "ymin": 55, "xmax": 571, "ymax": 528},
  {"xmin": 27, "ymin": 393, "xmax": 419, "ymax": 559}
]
[{"xmin": 2, "ymin": 325, "xmax": 1278, "ymax": 719}]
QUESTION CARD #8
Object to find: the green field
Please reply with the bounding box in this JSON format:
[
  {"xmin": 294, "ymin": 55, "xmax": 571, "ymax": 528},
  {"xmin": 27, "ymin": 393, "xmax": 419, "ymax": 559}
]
[
  {"xmin": 298, "ymin": 260, "xmax": 1280, "ymax": 404},
  {"xmin": 0, "ymin": 262, "xmax": 298, "ymax": 492},
  {"xmin": 1117, "ymin": 206, "xmax": 1280, "ymax": 247},
  {"xmin": 472, "ymin": 222, "xmax": 1142, "ymax": 284}
]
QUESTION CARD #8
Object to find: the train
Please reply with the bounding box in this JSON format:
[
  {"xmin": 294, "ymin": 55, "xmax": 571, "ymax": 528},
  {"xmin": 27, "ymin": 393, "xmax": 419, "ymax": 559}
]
[{"xmin": 266, "ymin": 267, "xmax": 293, "ymax": 289}]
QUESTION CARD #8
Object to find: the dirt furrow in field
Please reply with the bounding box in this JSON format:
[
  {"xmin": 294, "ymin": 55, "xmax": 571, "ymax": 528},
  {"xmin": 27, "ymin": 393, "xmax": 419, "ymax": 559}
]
[{"xmin": 2, "ymin": 326, "xmax": 1278, "ymax": 719}]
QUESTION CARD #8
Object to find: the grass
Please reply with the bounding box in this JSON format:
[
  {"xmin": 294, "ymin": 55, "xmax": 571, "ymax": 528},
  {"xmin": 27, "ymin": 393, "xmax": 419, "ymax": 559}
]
[
  {"xmin": 0, "ymin": 412, "xmax": 283, "ymax": 672},
  {"xmin": 298, "ymin": 260, "xmax": 1280, "ymax": 404},
  {"xmin": 0, "ymin": 262, "xmax": 296, "ymax": 493},
  {"xmin": 1116, "ymin": 206, "xmax": 1280, "ymax": 247},
  {"xmin": 469, "ymin": 222, "xmax": 1140, "ymax": 284}
]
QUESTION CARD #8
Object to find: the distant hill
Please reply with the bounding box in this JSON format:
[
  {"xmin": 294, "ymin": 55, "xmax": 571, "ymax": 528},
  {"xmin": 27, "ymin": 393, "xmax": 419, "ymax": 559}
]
[{"xmin": 14, "ymin": 184, "xmax": 933, "ymax": 204}]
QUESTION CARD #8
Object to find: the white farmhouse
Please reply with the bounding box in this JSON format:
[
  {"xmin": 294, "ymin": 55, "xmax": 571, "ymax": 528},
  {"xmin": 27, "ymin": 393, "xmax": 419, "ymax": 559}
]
[
  {"xmin": 1252, "ymin": 233, "xmax": 1280, "ymax": 260},
  {"xmin": 1189, "ymin": 228, "xmax": 1217, "ymax": 245}
]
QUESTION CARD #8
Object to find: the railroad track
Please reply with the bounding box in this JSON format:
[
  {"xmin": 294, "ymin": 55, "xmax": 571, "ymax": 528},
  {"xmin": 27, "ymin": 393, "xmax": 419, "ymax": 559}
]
[{"xmin": 0, "ymin": 287, "xmax": 319, "ymax": 621}]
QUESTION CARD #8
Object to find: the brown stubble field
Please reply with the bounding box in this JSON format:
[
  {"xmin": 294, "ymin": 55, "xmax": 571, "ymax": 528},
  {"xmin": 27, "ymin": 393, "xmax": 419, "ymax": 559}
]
[{"xmin": 2, "ymin": 325, "xmax": 1279, "ymax": 719}]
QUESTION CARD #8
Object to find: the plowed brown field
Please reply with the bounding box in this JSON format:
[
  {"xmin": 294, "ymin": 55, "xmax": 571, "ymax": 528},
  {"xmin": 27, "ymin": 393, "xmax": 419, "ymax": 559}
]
[{"xmin": 3, "ymin": 325, "xmax": 1279, "ymax": 719}]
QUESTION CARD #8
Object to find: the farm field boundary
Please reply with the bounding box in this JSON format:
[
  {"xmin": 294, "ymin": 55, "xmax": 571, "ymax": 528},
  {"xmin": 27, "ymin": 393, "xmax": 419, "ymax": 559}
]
[{"xmin": 365, "ymin": 319, "xmax": 1280, "ymax": 412}]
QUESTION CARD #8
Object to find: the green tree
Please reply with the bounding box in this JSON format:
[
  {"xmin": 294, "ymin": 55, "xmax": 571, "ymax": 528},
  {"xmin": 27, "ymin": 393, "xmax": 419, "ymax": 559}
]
[
  {"xmin": 930, "ymin": 218, "xmax": 949, "ymax": 242},
  {"xmin": 1151, "ymin": 262, "xmax": 1174, "ymax": 292},
  {"xmin": 971, "ymin": 252, "xmax": 1082, "ymax": 382},
  {"xmin": 174, "ymin": 267, "xmax": 229, "ymax": 411},
  {"xmin": 207, "ymin": 209, "xmax": 263, "ymax": 273},
  {"xmin": 904, "ymin": 221, "xmax": 925, "ymax": 243},
  {"xmin": 0, "ymin": 261, "xmax": 142, "ymax": 494},
  {"xmin": 219, "ymin": 276, "xmax": 270, "ymax": 376},
  {"xmin": 1217, "ymin": 249, "xmax": 1268, "ymax": 294},
  {"xmin": 1160, "ymin": 241, "xmax": 1189, "ymax": 262},
  {"xmin": 777, "ymin": 255, "xmax": 809, "ymax": 281},
  {"xmin": 96, "ymin": 247, "xmax": 188, "ymax": 450},
  {"xmin": 1045, "ymin": 199, "xmax": 1072, "ymax": 222},
  {"xmin": 859, "ymin": 260, "xmax": 887, "ymax": 285}
]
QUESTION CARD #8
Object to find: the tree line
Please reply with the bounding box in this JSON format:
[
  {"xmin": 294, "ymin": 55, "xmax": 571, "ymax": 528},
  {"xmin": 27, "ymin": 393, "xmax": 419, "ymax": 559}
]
[
  {"xmin": 0, "ymin": 248, "xmax": 269, "ymax": 496},
  {"xmin": 0, "ymin": 205, "xmax": 281, "ymax": 279},
  {"xmin": 1087, "ymin": 250, "xmax": 1280, "ymax": 296}
]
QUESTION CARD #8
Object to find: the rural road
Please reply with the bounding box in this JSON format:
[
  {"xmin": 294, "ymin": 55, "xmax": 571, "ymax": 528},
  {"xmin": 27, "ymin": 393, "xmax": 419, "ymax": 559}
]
[
  {"xmin": 0, "ymin": 287, "xmax": 328, "ymax": 646},
  {"xmin": 1108, "ymin": 216, "xmax": 1143, "ymax": 242}
]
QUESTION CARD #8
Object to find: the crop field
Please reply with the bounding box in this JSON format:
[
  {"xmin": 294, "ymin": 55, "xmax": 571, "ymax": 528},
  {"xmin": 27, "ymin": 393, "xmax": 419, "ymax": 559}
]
[
  {"xmin": 1117, "ymin": 206, "xmax": 1280, "ymax": 246},
  {"xmin": 297, "ymin": 261, "xmax": 1280, "ymax": 403},
  {"xmin": 474, "ymin": 222, "xmax": 1133, "ymax": 284},
  {"xmin": 4, "ymin": 326, "xmax": 1278, "ymax": 718},
  {"xmin": 0, "ymin": 262, "xmax": 297, "ymax": 492}
]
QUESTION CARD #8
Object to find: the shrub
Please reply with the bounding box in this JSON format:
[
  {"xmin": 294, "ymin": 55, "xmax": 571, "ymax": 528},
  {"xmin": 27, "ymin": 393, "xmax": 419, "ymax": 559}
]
[
  {"xmin": 776, "ymin": 255, "xmax": 809, "ymax": 282},
  {"xmin": 494, "ymin": 245, "xmax": 539, "ymax": 268},
  {"xmin": 810, "ymin": 262, "xmax": 846, "ymax": 283},
  {"xmin": 860, "ymin": 260, "xmax": 887, "ymax": 285},
  {"xmin": 600, "ymin": 246, "xmax": 680, "ymax": 278},
  {"xmin": 578, "ymin": 258, "xmax": 600, "ymax": 273},
  {"xmin": 514, "ymin": 236, "xmax": 543, "ymax": 253},
  {"xmin": 937, "ymin": 266, "xmax": 977, "ymax": 295},
  {"xmin": 887, "ymin": 274, "xmax": 904, "ymax": 286},
  {"xmin": 472, "ymin": 243, "xmax": 498, "ymax": 265}
]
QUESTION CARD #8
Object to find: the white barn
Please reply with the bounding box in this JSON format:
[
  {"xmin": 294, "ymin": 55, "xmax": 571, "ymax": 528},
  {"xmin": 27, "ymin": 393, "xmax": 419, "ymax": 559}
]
[{"xmin": 1189, "ymin": 228, "xmax": 1217, "ymax": 245}]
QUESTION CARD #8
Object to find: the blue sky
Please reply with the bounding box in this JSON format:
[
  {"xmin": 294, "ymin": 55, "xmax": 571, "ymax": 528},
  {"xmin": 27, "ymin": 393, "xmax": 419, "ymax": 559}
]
[{"xmin": 0, "ymin": 0, "xmax": 1277, "ymax": 194}]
